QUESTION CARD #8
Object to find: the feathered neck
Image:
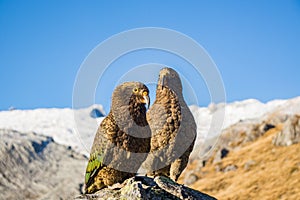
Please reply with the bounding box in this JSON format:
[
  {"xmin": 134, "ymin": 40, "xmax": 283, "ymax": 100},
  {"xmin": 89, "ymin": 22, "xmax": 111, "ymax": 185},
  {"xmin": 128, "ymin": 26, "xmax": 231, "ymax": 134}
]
[{"xmin": 128, "ymin": 95, "xmax": 148, "ymax": 127}]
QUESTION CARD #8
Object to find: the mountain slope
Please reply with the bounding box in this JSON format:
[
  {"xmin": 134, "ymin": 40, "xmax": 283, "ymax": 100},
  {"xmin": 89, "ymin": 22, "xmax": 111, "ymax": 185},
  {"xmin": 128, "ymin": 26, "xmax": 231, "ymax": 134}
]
[
  {"xmin": 1, "ymin": 97, "xmax": 299, "ymax": 158},
  {"xmin": 0, "ymin": 106, "xmax": 105, "ymax": 156},
  {"xmin": 0, "ymin": 97, "xmax": 299, "ymax": 199},
  {"xmin": 179, "ymin": 116, "xmax": 300, "ymax": 200},
  {"xmin": 0, "ymin": 129, "xmax": 87, "ymax": 200}
]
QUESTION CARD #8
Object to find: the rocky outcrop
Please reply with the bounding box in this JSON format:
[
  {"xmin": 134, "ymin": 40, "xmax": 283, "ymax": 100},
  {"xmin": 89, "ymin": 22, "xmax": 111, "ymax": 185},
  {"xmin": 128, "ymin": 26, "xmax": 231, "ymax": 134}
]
[
  {"xmin": 0, "ymin": 129, "xmax": 87, "ymax": 200},
  {"xmin": 75, "ymin": 176, "xmax": 216, "ymax": 200},
  {"xmin": 273, "ymin": 115, "xmax": 300, "ymax": 146}
]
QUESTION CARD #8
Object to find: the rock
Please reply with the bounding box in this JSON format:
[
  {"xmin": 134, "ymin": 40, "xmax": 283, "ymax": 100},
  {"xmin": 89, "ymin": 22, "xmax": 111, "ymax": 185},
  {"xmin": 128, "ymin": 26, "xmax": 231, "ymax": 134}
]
[
  {"xmin": 184, "ymin": 172, "xmax": 199, "ymax": 185},
  {"xmin": 263, "ymin": 123, "xmax": 275, "ymax": 132},
  {"xmin": 213, "ymin": 148, "xmax": 229, "ymax": 163},
  {"xmin": 273, "ymin": 115, "xmax": 300, "ymax": 146},
  {"xmin": 89, "ymin": 108, "xmax": 105, "ymax": 118},
  {"xmin": 215, "ymin": 165, "xmax": 222, "ymax": 172},
  {"xmin": 265, "ymin": 114, "xmax": 289, "ymax": 125},
  {"xmin": 220, "ymin": 148, "xmax": 229, "ymax": 159},
  {"xmin": 244, "ymin": 160, "xmax": 256, "ymax": 171},
  {"xmin": 75, "ymin": 176, "xmax": 216, "ymax": 200},
  {"xmin": 0, "ymin": 129, "xmax": 87, "ymax": 200},
  {"xmin": 223, "ymin": 165, "xmax": 237, "ymax": 172}
]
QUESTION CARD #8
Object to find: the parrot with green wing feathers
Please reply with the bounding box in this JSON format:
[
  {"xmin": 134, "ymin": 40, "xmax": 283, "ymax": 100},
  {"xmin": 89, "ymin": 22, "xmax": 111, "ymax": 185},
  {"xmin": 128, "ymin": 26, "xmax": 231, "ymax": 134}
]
[{"xmin": 84, "ymin": 82, "xmax": 151, "ymax": 194}]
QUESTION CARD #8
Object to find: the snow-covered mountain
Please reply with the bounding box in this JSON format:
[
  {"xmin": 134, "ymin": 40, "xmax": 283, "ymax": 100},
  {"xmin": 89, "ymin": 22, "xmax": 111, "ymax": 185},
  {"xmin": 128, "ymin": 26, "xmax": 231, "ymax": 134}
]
[
  {"xmin": 191, "ymin": 97, "xmax": 300, "ymax": 143},
  {"xmin": 0, "ymin": 97, "xmax": 299, "ymax": 156},
  {"xmin": 0, "ymin": 105, "xmax": 105, "ymax": 156},
  {"xmin": 1, "ymin": 97, "xmax": 299, "ymax": 199}
]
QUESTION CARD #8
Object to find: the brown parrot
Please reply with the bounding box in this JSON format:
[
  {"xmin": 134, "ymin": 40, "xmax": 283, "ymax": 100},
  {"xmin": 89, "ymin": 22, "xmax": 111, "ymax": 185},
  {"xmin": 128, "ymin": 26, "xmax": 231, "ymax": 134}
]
[
  {"xmin": 84, "ymin": 82, "xmax": 151, "ymax": 194},
  {"xmin": 146, "ymin": 67, "xmax": 196, "ymax": 181}
]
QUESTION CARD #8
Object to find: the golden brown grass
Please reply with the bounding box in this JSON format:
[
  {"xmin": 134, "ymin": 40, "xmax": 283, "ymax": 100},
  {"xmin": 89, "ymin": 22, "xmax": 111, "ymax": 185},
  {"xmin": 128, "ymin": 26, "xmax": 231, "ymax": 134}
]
[{"xmin": 179, "ymin": 126, "xmax": 300, "ymax": 199}]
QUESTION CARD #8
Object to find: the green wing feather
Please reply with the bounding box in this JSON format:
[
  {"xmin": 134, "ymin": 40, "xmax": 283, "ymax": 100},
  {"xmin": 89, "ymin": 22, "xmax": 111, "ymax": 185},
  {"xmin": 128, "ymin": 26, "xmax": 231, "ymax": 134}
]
[{"xmin": 85, "ymin": 152, "xmax": 104, "ymax": 185}]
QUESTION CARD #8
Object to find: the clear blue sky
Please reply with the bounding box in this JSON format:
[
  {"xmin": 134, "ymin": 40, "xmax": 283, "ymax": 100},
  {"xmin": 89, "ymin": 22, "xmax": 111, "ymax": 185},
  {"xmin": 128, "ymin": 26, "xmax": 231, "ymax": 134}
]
[{"xmin": 1, "ymin": 0, "xmax": 300, "ymax": 112}]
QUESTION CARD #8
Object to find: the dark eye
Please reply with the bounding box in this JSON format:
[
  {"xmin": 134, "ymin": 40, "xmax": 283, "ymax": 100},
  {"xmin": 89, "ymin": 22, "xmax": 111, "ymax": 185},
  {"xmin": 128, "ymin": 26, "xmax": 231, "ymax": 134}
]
[{"xmin": 133, "ymin": 88, "xmax": 138, "ymax": 93}]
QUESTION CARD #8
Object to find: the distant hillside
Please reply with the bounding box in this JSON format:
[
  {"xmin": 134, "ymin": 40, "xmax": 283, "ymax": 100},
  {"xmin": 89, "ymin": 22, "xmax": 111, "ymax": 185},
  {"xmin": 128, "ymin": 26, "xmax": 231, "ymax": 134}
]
[
  {"xmin": 0, "ymin": 97, "xmax": 299, "ymax": 199},
  {"xmin": 179, "ymin": 114, "xmax": 300, "ymax": 199},
  {"xmin": 0, "ymin": 129, "xmax": 87, "ymax": 199},
  {"xmin": 0, "ymin": 97, "xmax": 299, "ymax": 158},
  {"xmin": 0, "ymin": 105, "xmax": 105, "ymax": 156},
  {"xmin": 190, "ymin": 96, "xmax": 300, "ymax": 160}
]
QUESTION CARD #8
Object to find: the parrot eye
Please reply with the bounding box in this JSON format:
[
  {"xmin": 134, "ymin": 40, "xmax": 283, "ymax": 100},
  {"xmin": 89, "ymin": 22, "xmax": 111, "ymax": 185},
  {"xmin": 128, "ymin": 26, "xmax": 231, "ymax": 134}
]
[{"xmin": 133, "ymin": 88, "xmax": 139, "ymax": 93}]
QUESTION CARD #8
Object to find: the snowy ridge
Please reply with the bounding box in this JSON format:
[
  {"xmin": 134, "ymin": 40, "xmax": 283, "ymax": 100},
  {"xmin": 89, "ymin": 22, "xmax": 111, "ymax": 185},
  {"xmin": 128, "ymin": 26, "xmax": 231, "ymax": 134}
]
[
  {"xmin": 0, "ymin": 105, "xmax": 105, "ymax": 156},
  {"xmin": 0, "ymin": 97, "xmax": 299, "ymax": 156},
  {"xmin": 192, "ymin": 97, "xmax": 300, "ymax": 143}
]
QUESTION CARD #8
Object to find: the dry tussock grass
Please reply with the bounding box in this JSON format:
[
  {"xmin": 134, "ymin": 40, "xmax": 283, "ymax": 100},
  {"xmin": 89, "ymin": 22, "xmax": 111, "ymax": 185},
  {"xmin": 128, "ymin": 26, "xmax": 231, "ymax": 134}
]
[{"xmin": 179, "ymin": 126, "xmax": 300, "ymax": 199}]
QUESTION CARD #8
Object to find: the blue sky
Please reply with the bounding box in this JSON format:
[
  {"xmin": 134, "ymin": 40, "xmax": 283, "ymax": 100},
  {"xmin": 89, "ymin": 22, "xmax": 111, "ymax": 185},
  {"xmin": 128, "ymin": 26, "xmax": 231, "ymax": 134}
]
[{"xmin": 0, "ymin": 0, "xmax": 300, "ymax": 112}]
